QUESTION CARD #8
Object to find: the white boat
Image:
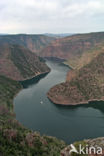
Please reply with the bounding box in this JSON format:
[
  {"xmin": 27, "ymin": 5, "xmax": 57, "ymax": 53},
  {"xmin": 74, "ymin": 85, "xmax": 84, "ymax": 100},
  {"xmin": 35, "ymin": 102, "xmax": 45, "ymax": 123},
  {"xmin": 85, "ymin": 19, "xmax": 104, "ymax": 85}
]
[{"xmin": 40, "ymin": 101, "xmax": 43, "ymax": 104}]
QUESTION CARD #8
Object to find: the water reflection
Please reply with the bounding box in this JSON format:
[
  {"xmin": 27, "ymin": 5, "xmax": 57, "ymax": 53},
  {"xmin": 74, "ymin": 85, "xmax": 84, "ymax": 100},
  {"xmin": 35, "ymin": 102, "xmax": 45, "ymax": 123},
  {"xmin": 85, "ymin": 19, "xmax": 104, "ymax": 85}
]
[{"xmin": 53, "ymin": 101, "xmax": 104, "ymax": 117}]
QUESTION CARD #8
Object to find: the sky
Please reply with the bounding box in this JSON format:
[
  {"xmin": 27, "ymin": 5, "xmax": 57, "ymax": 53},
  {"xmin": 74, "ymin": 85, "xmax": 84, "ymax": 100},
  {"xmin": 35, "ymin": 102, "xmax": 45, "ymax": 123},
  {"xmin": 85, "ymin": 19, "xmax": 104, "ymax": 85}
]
[{"xmin": 0, "ymin": 0, "xmax": 104, "ymax": 34}]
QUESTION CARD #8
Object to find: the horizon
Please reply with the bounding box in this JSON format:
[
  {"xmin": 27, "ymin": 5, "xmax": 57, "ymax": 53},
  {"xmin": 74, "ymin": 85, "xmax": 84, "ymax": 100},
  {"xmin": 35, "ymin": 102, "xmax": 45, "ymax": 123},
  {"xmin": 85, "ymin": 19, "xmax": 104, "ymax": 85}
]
[{"xmin": 0, "ymin": 31, "xmax": 104, "ymax": 35}]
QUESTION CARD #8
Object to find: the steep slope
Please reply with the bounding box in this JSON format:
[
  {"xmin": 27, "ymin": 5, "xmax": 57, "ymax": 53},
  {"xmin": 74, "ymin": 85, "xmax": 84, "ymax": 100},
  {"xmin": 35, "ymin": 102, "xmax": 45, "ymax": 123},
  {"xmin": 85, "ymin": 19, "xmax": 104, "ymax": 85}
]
[
  {"xmin": 0, "ymin": 34, "xmax": 55, "ymax": 54},
  {"xmin": 65, "ymin": 42, "xmax": 104, "ymax": 69},
  {"xmin": 47, "ymin": 51, "xmax": 104, "ymax": 105},
  {"xmin": 40, "ymin": 32, "xmax": 104, "ymax": 67},
  {"xmin": 0, "ymin": 75, "xmax": 66, "ymax": 156},
  {"xmin": 0, "ymin": 44, "xmax": 50, "ymax": 81}
]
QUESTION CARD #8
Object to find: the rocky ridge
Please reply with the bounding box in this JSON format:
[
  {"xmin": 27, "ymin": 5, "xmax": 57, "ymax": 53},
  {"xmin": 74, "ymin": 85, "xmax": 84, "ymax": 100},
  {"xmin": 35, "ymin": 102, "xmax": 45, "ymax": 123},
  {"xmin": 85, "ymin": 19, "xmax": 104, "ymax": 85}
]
[{"xmin": 0, "ymin": 44, "xmax": 50, "ymax": 81}]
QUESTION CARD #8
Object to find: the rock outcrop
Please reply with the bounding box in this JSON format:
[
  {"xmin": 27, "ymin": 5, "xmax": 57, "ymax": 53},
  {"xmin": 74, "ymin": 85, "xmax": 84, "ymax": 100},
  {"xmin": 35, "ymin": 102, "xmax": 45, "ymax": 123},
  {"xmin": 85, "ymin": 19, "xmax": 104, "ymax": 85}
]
[{"xmin": 61, "ymin": 137, "xmax": 104, "ymax": 156}]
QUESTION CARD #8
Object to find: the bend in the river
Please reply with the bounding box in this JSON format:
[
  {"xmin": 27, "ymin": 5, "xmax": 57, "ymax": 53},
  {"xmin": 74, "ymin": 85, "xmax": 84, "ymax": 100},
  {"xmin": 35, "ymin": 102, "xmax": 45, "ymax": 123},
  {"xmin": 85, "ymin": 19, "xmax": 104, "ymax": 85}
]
[{"xmin": 14, "ymin": 60, "xmax": 104, "ymax": 144}]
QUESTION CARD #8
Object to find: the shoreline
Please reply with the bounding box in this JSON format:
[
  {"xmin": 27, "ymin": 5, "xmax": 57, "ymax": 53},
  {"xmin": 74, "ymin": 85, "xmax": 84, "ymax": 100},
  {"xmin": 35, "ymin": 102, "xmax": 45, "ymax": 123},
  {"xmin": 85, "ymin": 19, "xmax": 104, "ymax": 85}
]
[
  {"xmin": 47, "ymin": 95, "xmax": 104, "ymax": 106},
  {"xmin": 13, "ymin": 70, "xmax": 50, "ymax": 118},
  {"xmin": 18, "ymin": 69, "xmax": 51, "ymax": 81},
  {"xmin": 13, "ymin": 70, "xmax": 50, "ymax": 98},
  {"xmin": 19, "ymin": 70, "xmax": 50, "ymax": 82},
  {"xmin": 0, "ymin": 69, "xmax": 66, "ymax": 155}
]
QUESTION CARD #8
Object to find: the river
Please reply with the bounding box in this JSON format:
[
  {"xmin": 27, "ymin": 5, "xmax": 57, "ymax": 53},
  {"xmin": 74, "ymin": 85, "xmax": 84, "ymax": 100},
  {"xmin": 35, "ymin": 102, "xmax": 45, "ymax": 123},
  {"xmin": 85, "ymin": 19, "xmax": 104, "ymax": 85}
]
[{"xmin": 14, "ymin": 60, "xmax": 104, "ymax": 144}]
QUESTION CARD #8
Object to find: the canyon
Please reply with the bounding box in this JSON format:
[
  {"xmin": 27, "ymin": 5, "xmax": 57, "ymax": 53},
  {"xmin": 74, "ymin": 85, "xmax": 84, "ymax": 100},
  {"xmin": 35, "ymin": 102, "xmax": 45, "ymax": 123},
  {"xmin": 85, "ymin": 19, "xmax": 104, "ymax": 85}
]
[
  {"xmin": 46, "ymin": 32, "xmax": 104, "ymax": 106},
  {"xmin": 1, "ymin": 32, "xmax": 104, "ymax": 155}
]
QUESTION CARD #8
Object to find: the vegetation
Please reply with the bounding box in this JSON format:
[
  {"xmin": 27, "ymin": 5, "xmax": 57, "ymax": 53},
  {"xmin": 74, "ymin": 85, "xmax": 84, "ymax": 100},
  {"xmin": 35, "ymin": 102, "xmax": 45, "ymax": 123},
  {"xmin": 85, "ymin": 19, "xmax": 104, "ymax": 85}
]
[
  {"xmin": 48, "ymin": 51, "xmax": 104, "ymax": 105},
  {"xmin": 10, "ymin": 44, "xmax": 50, "ymax": 79},
  {"xmin": 72, "ymin": 141, "xmax": 88, "ymax": 156},
  {"xmin": 1, "ymin": 32, "xmax": 104, "ymax": 155},
  {"xmin": 0, "ymin": 75, "xmax": 66, "ymax": 156},
  {"xmin": 0, "ymin": 44, "xmax": 50, "ymax": 81}
]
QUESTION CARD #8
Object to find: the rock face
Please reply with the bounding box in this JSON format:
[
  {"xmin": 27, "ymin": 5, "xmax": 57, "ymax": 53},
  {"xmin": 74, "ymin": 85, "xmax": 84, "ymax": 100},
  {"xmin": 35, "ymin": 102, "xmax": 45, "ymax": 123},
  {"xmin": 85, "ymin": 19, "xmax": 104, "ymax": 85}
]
[
  {"xmin": 0, "ymin": 34, "xmax": 55, "ymax": 54},
  {"xmin": 47, "ymin": 52, "xmax": 104, "ymax": 105},
  {"xmin": 61, "ymin": 137, "xmax": 104, "ymax": 156},
  {"xmin": 0, "ymin": 44, "xmax": 50, "ymax": 81},
  {"xmin": 40, "ymin": 32, "xmax": 104, "ymax": 67}
]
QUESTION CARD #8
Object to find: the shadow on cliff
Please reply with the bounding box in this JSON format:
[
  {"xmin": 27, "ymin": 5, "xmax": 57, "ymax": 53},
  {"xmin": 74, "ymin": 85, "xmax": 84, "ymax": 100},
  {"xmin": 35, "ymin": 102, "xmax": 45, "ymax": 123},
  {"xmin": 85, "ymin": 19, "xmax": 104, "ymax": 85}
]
[{"xmin": 19, "ymin": 72, "xmax": 49, "ymax": 88}]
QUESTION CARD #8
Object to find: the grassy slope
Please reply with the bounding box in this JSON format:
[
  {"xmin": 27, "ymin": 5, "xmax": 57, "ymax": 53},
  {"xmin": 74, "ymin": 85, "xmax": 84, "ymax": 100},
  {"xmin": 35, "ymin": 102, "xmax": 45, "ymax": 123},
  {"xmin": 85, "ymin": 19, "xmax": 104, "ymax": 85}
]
[
  {"xmin": 0, "ymin": 75, "xmax": 65, "ymax": 156},
  {"xmin": 47, "ymin": 51, "xmax": 104, "ymax": 105},
  {"xmin": 0, "ymin": 44, "xmax": 50, "ymax": 81},
  {"xmin": 10, "ymin": 44, "xmax": 50, "ymax": 79}
]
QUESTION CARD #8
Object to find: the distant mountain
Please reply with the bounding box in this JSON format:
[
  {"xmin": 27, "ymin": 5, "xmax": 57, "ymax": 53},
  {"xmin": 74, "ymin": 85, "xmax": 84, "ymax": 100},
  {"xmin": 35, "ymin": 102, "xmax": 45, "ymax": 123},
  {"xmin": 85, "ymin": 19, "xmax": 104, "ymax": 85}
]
[
  {"xmin": 40, "ymin": 32, "xmax": 104, "ymax": 67},
  {"xmin": 44, "ymin": 33, "xmax": 74, "ymax": 38},
  {"xmin": 0, "ymin": 34, "xmax": 55, "ymax": 54},
  {"xmin": 0, "ymin": 44, "xmax": 50, "ymax": 81}
]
